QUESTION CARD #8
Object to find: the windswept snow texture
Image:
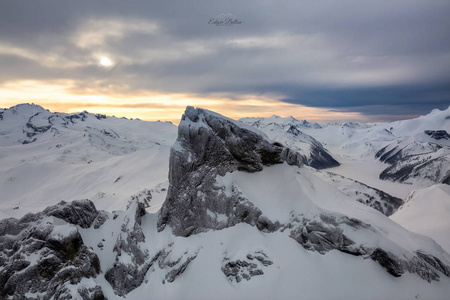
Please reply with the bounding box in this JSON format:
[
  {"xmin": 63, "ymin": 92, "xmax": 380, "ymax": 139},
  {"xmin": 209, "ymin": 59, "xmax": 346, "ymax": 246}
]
[
  {"xmin": 0, "ymin": 104, "xmax": 177, "ymax": 219},
  {"xmin": 241, "ymin": 115, "xmax": 339, "ymax": 169}
]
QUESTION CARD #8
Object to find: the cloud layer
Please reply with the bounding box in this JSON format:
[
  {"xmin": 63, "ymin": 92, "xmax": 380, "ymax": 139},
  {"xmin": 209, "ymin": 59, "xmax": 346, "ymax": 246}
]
[{"xmin": 1, "ymin": 0, "xmax": 449, "ymax": 120}]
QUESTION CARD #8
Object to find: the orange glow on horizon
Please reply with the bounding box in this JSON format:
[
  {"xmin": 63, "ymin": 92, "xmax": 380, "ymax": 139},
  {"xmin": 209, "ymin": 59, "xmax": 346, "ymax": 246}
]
[{"xmin": 0, "ymin": 79, "xmax": 379, "ymax": 124}]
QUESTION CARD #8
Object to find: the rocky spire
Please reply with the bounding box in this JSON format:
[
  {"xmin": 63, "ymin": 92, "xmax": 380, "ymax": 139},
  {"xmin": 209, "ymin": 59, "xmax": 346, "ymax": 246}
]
[{"xmin": 157, "ymin": 106, "xmax": 303, "ymax": 236}]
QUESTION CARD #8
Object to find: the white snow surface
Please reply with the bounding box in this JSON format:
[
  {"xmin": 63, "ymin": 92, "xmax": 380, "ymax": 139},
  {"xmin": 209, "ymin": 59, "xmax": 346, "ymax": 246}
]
[
  {"xmin": 391, "ymin": 184, "xmax": 450, "ymax": 253},
  {"xmin": 0, "ymin": 103, "xmax": 177, "ymax": 219}
]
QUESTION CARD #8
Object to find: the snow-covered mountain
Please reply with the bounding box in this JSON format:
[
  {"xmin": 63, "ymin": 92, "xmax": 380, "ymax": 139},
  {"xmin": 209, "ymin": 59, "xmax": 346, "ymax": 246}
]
[
  {"xmin": 240, "ymin": 115, "xmax": 339, "ymax": 169},
  {"xmin": 297, "ymin": 107, "xmax": 450, "ymax": 189},
  {"xmin": 0, "ymin": 103, "xmax": 177, "ymax": 219},
  {"xmin": 1, "ymin": 105, "xmax": 449, "ymax": 300}
]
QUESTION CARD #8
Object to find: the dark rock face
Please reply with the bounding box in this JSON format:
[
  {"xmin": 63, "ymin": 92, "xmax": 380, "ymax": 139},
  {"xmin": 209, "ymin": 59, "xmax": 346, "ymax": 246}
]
[
  {"xmin": 176, "ymin": 106, "xmax": 303, "ymax": 175},
  {"xmin": 163, "ymin": 252, "xmax": 198, "ymax": 283},
  {"xmin": 105, "ymin": 200, "xmax": 199, "ymax": 295},
  {"xmin": 416, "ymin": 251, "xmax": 450, "ymax": 277},
  {"xmin": 286, "ymin": 212, "xmax": 450, "ymax": 282},
  {"xmin": 425, "ymin": 130, "xmax": 450, "ymax": 140},
  {"xmin": 371, "ymin": 189, "xmax": 403, "ymax": 216},
  {"xmin": 441, "ymin": 170, "xmax": 450, "ymax": 184},
  {"xmin": 222, "ymin": 251, "xmax": 273, "ymax": 283},
  {"xmin": 370, "ymin": 248, "xmax": 404, "ymax": 277},
  {"xmin": 376, "ymin": 140, "xmax": 449, "ymax": 185},
  {"xmin": 25, "ymin": 113, "xmax": 52, "ymax": 138},
  {"xmin": 0, "ymin": 201, "xmax": 104, "ymax": 300},
  {"xmin": 43, "ymin": 199, "xmax": 100, "ymax": 229},
  {"xmin": 78, "ymin": 286, "xmax": 107, "ymax": 300},
  {"xmin": 105, "ymin": 201, "xmax": 150, "ymax": 296},
  {"xmin": 379, "ymin": 155, "xmax": 448, "ymax": 184},
  {"xmin": 354, "ymin": 189, "xmax": 403, "ymax": 216},
  {"xmin": 288, "ymin": 214, "xmax": 362, "ymax": 255},
  {"xmin": 286, "ymin": 125, "xmax": 340, "ymax": 169},
  {"xmin": 241, "ymin": 119, "xmax": 339, "ymax": 170},
  {"xmin": 158, "ymin": 106, "xmax": 302, "ymax": 236},
  {"xmin": 376, "ymin": 145, "xmax": 402, "ymax": 165}
]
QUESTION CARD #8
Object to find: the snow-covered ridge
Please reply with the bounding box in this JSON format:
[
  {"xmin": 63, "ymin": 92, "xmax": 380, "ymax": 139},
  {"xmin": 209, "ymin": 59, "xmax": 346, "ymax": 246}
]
[
  {"xmin": 0, "ymin": 103, "xmax": 177, "ymax": 218},
  {"xmin": 240, "ymin": 115, "xmax": 339, "ymax": 169},
  {"xmin": 293, "ymin": 106, "xmax": 450, "ymax": 187},
  {"xmin": 240, "ymin": 115, "xmax": 323, "ymax": 129}
]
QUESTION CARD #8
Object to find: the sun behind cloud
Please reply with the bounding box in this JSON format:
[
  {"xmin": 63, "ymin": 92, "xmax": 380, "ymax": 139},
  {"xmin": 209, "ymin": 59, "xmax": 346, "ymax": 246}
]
[{"xmin": 99, "ymin": 56, "xmax": 114, "ymax": 67}]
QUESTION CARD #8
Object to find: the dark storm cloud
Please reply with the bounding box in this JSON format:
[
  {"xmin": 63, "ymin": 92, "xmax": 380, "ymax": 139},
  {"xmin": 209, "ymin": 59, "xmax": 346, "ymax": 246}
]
[
  {"xmin": 1, "ymin": 0, "xmax": 449, "ymax": 119},
  {"xmin": 277, "ymin": 84, "xmax": 450, "ymax": 115}
]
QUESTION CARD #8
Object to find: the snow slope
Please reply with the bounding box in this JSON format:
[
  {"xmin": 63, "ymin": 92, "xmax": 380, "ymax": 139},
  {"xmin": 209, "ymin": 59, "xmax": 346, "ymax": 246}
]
[
  {"xmin": 0, "ymin": 104, "xmax": 177, "ymax": 219},
  {"xmin": 391, "ymin": 184, "xmax": 450, "ymax": 253}
]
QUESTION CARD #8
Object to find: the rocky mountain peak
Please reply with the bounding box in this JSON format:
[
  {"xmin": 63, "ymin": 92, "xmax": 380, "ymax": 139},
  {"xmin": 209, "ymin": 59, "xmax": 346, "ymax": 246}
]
[{"xmin": 158, "ymin": 106, "xmax": 303, "ymax": 236}]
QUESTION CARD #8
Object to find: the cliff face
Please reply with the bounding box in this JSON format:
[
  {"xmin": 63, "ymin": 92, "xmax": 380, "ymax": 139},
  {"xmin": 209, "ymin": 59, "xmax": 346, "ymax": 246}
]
[{"xmin": 158, "ymin": 106, "xmax": 302, "ymax": 237}]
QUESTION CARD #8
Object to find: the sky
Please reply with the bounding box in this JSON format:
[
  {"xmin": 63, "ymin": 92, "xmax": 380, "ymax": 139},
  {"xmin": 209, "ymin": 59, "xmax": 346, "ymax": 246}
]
[{"xmin": 1, "ymin": 0, "xmax": 449, "ymax": 124}]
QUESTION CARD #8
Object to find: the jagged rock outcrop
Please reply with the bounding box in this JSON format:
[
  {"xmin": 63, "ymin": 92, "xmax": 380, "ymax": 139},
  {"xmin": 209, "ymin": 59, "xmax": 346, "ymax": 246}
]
[
  {"xmin": 222, "ymin": 251, "xmax": 273, "ymax": 282},
  {"xmin": 0, "ymin": 200, "xmax": 105, "ymax": 300},
  {"xmin": 105, "ymin": 200, "xmax": 200, "ymax": 295},
  {"xmin": 158, "ymin": 106, "xmax": 301, "ymax": 236},
  {"xmin": 425, "ymin": 130, "xmax": 450, "ymax": 140},
  {"xmin": 160, "ymin": 248, "xmax": 199, "ymax": 283},
  {"xmin": 43, "ymin": 199, "xmax": 101, "ymax": 229},
  {"xmin": 286, "ymin": 212, "xmax": 450, "ymax": 282},
  {"xmin": 105, "ymin": 201, "xmax": 150, "ymax": 296}
]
